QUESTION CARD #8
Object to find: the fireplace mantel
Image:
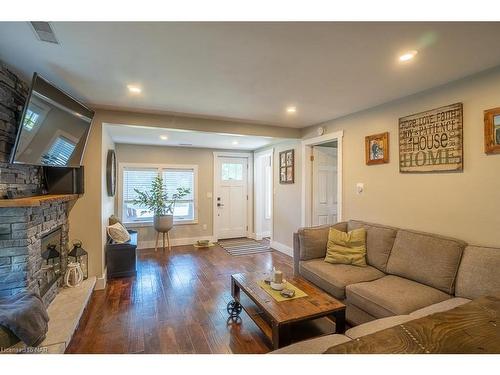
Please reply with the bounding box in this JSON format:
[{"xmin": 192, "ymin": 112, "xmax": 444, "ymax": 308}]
[{"xmin": 0, "ymin": 194, "xmax": 79, "ymax": 208}]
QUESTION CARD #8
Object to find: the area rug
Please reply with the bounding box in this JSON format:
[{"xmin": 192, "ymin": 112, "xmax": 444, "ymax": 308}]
[{"xmin": 218, "ymin": 238, "xmax": 272, "ymax": 256}]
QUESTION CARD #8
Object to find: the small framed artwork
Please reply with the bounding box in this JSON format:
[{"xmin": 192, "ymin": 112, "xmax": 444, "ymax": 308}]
[
  {"xmin": 484, "ymin": 107, "xmax": 500, "ymax": 154},
  {"xmin": 279, "ymin": 149, "xmax": 294, "ymax": 183},
  {"xmin": 365, "ymin": 132, "xmax": 389, "ymax": 165}
]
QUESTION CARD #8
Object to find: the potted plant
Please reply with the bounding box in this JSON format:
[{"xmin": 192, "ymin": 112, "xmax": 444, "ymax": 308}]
[{"xmin": 132, "ymin": 175, "xmax": 191, "ymax": 233}]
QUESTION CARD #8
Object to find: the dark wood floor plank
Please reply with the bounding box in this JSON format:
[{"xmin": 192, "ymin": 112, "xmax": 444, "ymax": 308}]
[{"xmin": 66, "ymin": 243, "xmax": 293, "ymax": 354}]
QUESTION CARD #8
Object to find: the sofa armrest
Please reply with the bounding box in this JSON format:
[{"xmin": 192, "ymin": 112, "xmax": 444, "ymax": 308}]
[{"xmin": 293, "ymin": 221, "xmax": 348, "ymax": 275}]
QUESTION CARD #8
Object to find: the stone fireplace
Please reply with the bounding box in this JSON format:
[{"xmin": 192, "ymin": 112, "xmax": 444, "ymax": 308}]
[{"xmin": 0, "ymin": 198, "xmax": 72, "ymax": 305}]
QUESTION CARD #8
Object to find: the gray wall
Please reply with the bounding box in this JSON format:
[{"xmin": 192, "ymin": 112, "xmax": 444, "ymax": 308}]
[
  {"xmin": 115, "ymin": 143, "xmax": 252, "ymax": 247},
  {"xmin": 301, "ymin": 67, "xmax": 500, "ymax": 247}
]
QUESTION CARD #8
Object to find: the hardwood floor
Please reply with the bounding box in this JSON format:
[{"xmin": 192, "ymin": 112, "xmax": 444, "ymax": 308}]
[{"xmin": 66, "ymin": 243, "xmax": 294, "ymax": 354}]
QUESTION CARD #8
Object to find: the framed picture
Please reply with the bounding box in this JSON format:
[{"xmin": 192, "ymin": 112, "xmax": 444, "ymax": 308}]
[
  {"xmin": 365, "ymin": 132, "xmax": 389, "ymax": 165},
  {"xmin": 399, "ymin": 103, "xmax": 463, "ymax": 173},
  {"xmin": 279, "ymin": 149, "xmax": 294, "ymax": 183},
  {"xmin": 484, "ymin": 107, "xmax": 500, "ymax": 154}
]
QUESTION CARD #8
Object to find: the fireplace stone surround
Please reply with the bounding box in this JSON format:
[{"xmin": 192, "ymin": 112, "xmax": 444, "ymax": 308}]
[{"xmin": 0, "ymin": 198, "xmax": 72, "ymax": 305}]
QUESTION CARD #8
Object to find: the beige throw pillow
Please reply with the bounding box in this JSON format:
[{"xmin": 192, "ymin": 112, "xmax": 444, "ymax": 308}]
[
  {"xmin": 107, "ymin": 222, "xmax": 130, "ymax": 243},
  {"xmin": 324, "ymin": 228, "xmax": 367, "ymax": 267}
]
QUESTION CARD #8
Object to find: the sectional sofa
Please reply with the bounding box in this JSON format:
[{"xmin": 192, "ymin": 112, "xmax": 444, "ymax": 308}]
[{"xmin": 273, "ymin": 220, "xmax": 500, "ymax": 354}]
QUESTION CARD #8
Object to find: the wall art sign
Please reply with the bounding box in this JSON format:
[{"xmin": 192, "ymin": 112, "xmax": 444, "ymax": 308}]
[{"xmin": 399, "ymin": 102, "xmax": 463, "ymax": 173}]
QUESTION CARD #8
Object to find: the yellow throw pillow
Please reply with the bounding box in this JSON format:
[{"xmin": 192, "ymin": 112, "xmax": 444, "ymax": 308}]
[{"xmin": 324, "ymin": 228, "xmax": 367, "ymax": 267}]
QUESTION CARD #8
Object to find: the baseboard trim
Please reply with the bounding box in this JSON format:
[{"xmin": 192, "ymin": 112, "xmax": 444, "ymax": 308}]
[
  {"xmin": 270, "ymin": 241, "xmax": 293, "ymax": 257},
  {"xmin": 95, "ymin": 269, "xmax": 107, "ymax": 290},
  {"xmin": 255, "ymin": 231, "xmax": 271, "ymax": 240},
  {"xmin": 137, "ymin": 236, "xmax": 215, "ymax": 250}
]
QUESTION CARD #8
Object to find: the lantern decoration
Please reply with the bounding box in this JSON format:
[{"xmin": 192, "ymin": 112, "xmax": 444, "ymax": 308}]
[
  {"xmin": 42, "ymin": 243, "xmax": 61, "ymax": 284},
  {"xmin": 68, "ymin": 239, "xmax": 88, "ymax": 280}
]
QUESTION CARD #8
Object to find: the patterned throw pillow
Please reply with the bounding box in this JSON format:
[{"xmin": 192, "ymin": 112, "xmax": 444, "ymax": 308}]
[
  {"xmin": 324, "ymin": 228, "xmax": 367, "ymax": 267},
  {"xmin": 107, "ymin": 222, "xmax": 130, "ymax": 243},
  {"xmin": 108, "ymin": 214, "xmax": 122, "ymax": 226}
]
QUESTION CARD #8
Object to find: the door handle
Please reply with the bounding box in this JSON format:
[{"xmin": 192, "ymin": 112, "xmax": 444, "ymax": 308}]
[{"xmin": 217, "ymin": 203, "xmax": 224, "ymax": 207}]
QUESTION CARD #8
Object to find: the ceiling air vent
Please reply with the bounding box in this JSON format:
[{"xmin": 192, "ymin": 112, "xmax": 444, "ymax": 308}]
[
  {"xmin": 178, "ymin": 143, "xmax": 193, "ymax": 146},
  {"xmin": 30, "ymin": 22, "xmax": 59, "ymax": 44}
]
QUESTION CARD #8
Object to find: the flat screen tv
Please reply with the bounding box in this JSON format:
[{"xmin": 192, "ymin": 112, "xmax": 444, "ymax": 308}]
[{"xmin": 10, "ymin": 73, "xmax": 94, "ymax": 167}]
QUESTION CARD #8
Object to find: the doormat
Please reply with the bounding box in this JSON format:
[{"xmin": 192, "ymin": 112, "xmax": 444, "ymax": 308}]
[{"xmin": 218, "ymin": 238, "xmax": 272, "ymax": 256}]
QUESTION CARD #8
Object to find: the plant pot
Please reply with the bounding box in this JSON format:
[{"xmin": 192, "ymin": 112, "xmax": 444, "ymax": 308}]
[{"xmin": 154, "ymin": 215, "xmax": 174, "ymax": 232}]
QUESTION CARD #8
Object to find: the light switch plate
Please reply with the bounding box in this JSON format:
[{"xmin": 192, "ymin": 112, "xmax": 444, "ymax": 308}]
[{"xmin": 356, "ymin": 183, "xmax": 364, "ymax": 194}]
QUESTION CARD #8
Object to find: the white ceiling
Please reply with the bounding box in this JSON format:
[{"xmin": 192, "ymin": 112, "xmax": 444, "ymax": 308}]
[
  {"xmin": 1, "ymin": 22, "xmax": 500, "ymax": 128},
  {"xmin": 105, "ymin": 124, "xmax": 281, "ymax": 150}
]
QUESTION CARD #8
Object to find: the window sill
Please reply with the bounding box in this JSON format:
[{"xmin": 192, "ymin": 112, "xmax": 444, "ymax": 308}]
[{"xmin": 123, "ymin": 220, "xmax": 198, "ymax": 228}]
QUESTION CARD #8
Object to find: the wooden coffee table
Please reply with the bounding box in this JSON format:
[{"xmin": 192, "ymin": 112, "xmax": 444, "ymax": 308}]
[{"xmin": 228, "ymin": 272, "xmax": 346, "ymax": 350}]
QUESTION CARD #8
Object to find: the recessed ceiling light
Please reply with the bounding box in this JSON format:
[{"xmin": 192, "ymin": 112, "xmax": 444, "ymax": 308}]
[
  {"xmin": 286, "ymin": 106, "xmax": 297, "ymax": 113},
  {"xmin": 399, "ymin": 50, "xmax": 418, "ymax": 62},
  {"xmin": 160, "ymin": 135, "xmax": 168, "ymax": 140},
  {"xmin": 232, "ymin": 141, "xmax": 239, "ymax": 145},
  {"xmin": 127, "ymin": 85, "xmax": 142, "ymax": 94}
]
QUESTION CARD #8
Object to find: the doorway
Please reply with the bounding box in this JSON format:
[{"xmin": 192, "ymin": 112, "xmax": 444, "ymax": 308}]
[
  {"xmin": 213, "ymin": 153, "xmax": 252, "ymax": 240},
  {"xmin": 301, "ymin": 130, "xmax": 343, "ymax": 227},
  {"xmin": 254, "ymin": 149, "xmax": 273, "ymax": 241},
  {"xmin": 312, "ymin": 142, "xmax": 338, "ymax": 225}
]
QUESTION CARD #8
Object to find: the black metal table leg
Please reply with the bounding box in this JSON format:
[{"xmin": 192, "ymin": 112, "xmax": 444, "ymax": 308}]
[{"xmin": 330, "ymin": 310, "xmax": 346, "ymax": 334}]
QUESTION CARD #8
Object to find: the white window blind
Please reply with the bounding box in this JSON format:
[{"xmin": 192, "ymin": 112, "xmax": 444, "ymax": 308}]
[
  {"xmin": 162, "ymin": 169, "xmax": 195, "ymax": 220},
  {"xmin": 121, "ymin": 166, "xmax": 196, "ymax": 223},
  {"xmin": 42, "ymin": 136, "xmax": 76, "ymax": 166}
]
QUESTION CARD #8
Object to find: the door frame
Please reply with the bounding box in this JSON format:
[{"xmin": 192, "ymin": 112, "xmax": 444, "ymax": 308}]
[
  {"xmin": 301, "ymin": 130, "xmax": 344, "ymax": 227},
  {"xmin": 253, "ymin": 148, "xmax": 274, "ymax": 241},
  {"xmin": 213, "ymin": 151, "xmax": 253, "ymax": 241}
]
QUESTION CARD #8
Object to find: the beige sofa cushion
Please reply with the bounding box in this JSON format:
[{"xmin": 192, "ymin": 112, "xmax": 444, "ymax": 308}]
[
  {"xmin": 346, "ymin": 275, "xmax": 450, "ymax": 318},
  {"xmin": 348, "ymin": 220, "xmax": 398, "ymax": 272},
  {"xmin": 346, "ymin": 303, "xmax": 377, "ymax": 326},
  {"xmin": 386, "ymin": 229, "xmax": 466, "ymax": 294},
  {"xmin": 345, "ymin": 315, "xmax": 414, "ymax": 339},
  {"xmin": 297, "ymin": 222, "xmax": 347, "ymax": 261},
  {"xmin": 300, "ymin": 259, "xmax": 385, "ymax": 299},
  {"xmin": 455, "ymin": 245, "xmax": 500, "ymax": 300},
  {"xmin": 270, "ymin": 334, "xmax": 351, "ymax": 354},
  {"xmin": 409, "ymin": 297, "xmax": 470, "ymax": 319}
]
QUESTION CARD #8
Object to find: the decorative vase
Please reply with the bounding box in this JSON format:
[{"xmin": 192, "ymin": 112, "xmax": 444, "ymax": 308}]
[
  {"xmin": 64, "ymin": 262, "xmax": 84, "ymax": 288},
  {"xmin": 154, "ymin": 215, "xmax": 174, "ymax": 233}
]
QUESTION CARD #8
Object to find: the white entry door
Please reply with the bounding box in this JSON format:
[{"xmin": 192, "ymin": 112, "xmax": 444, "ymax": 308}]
[
  {"xmin": 312, "ymin": 146, "xmax": 338, "ymax": 225},
  {"xmin": 215, "ymin": 157, "xmax": 248, "ymax": 239}
]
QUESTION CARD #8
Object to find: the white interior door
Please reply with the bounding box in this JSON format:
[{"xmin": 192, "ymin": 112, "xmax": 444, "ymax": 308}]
[
  {"xmin": 312, "ymin": 146, "xmax": 338, "ymax": 226},
  {"xmin": 254, "ymin": 151, "xmax": 273, "ymax": 240},
  {"xmin": 215, "ymin": 157, "xmax": 248, "ymax": 239}
]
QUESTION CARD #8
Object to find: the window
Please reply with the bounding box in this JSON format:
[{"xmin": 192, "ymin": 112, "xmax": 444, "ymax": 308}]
[
  {"xmin": 41, "ymin": 136, "xmax": 76, "ymax": 166},
  {"xmin": 121, "ymin": 164, "xmax": 197, "ymax": 224},
  {"xmin": 23, "ymin": 109, "xmax": 39, "ymax": 131},
  {"xmin": 221, "ymin": 162, "xmax": 243, "ymax": 181},
  {"xmin": 162, "ymin": 169, "xmax": 195, "ymax": 220}
]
